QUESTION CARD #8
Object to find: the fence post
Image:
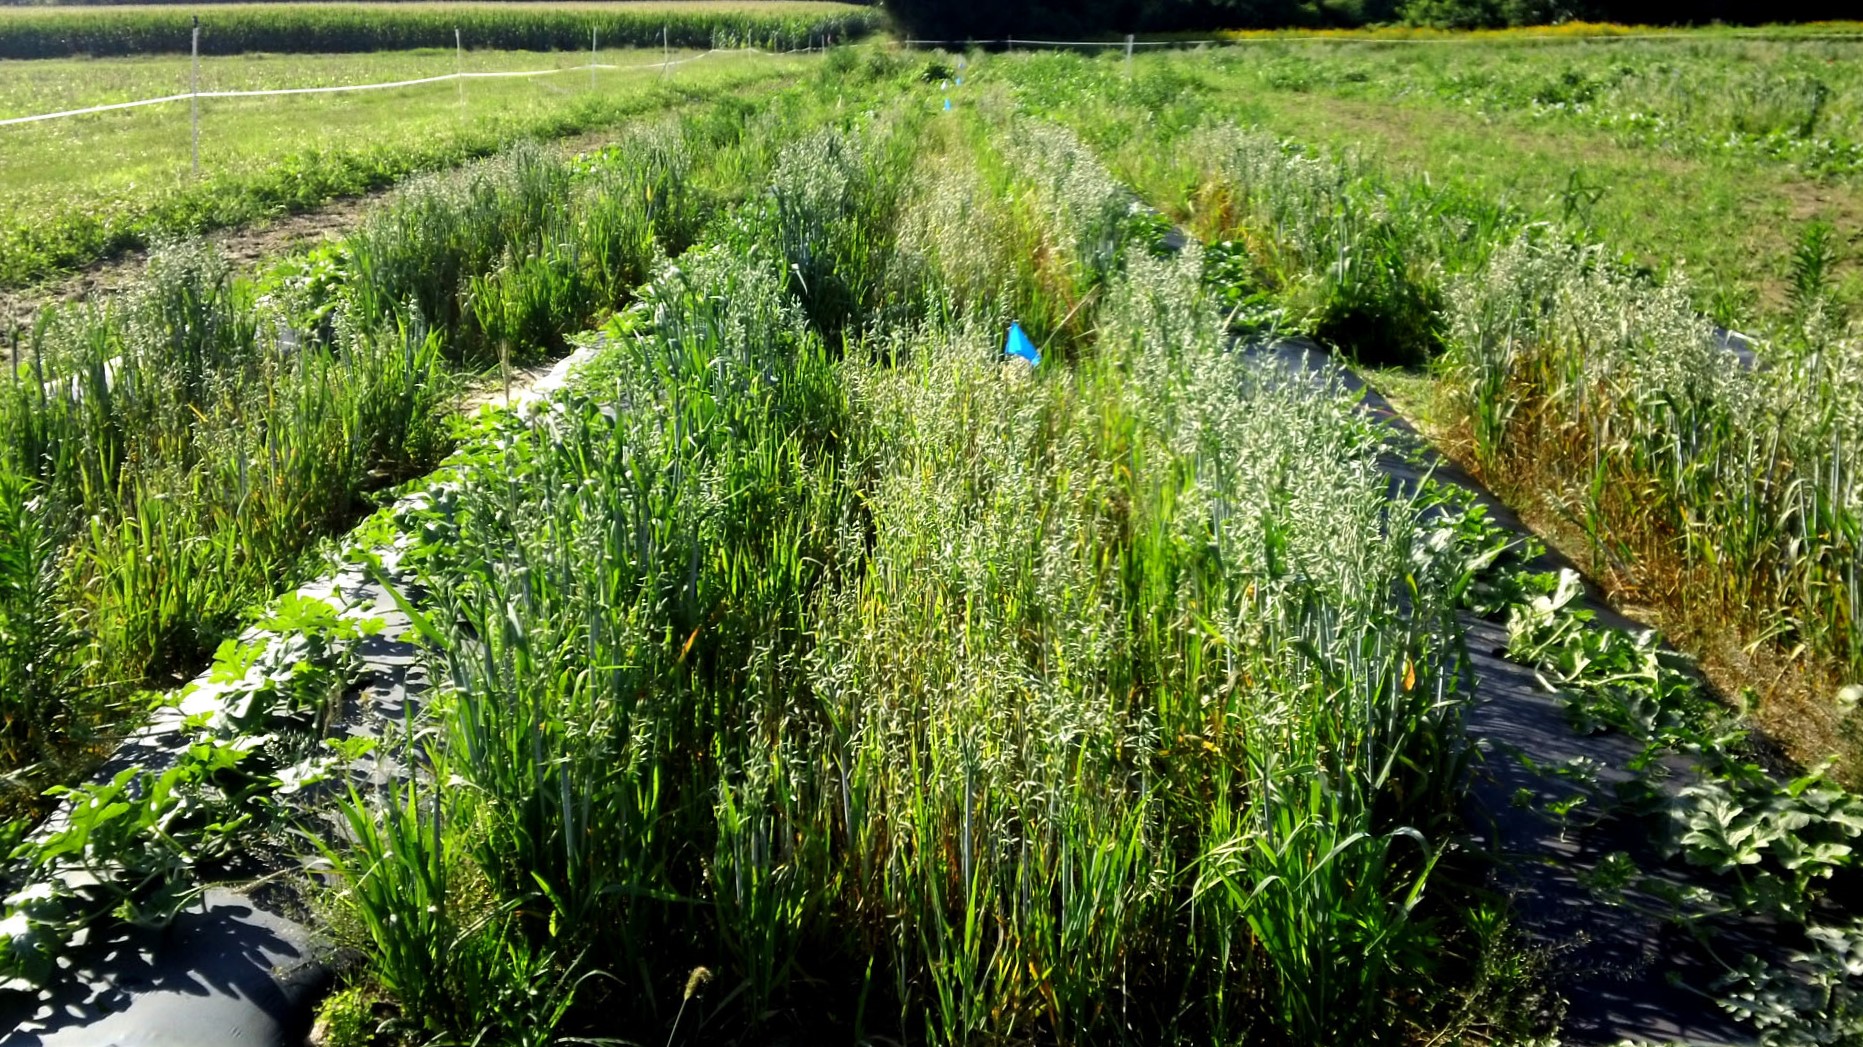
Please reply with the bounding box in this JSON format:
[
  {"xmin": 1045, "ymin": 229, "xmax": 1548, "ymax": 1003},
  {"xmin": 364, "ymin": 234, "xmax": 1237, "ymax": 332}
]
[
  {"xmin": 662, "ymin": 25, "xmax": 669, "ymax": 77},
  {"xmin": 591, "ymin": 27, "xmax": 597, "ymax": 90},
  {"xmin": 189, "ymin": 16, "xmax": 200, "ymax": 178},
  {"xmin": 1126, "ymin": 33, "xmax": 1135, "ymax": 76},
  {"xmin": 455, "ymin": 28, "xmax": 464, "ymax": 108}
]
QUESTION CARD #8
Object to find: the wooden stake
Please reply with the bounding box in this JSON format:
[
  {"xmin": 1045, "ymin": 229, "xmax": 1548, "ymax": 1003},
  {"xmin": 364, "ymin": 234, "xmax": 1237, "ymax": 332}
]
[{"xmin": 190, "ymin": 17, "xmax": 200, "ymax": 177}]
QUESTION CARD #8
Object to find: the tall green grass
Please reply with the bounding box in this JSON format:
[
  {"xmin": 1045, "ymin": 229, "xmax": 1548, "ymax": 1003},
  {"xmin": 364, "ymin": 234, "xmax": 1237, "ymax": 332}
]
[
  {"xmin": 0, "ymin": 463, "xmax": 88, "ymax": 782},
  {"xmin": 343, "ymin": 125, "xmax": 698, "ymax": 365},
  {"xmin": 325, "ymin": 101, "xmax": 1489, "ymax": 1043},
  {"xmin": 0, "ymin": 2, "xmax": 886, "ymax": 60},
  {"xmin": 0, "ymin": 241, "xmax": 457, "ymax": 757}
]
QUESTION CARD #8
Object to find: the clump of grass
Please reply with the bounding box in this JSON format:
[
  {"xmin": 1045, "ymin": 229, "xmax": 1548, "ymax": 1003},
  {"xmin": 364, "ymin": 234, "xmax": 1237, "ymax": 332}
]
[
  {"xmin": 1440, "ymin": 234, "xmax": 1863, "ymax": 771},
  {"xmin": 830, "ymin": 253, "xmax": 1470, "ymax": 1041},
  {"xmin": 0, "ymin": 241, "xmax": 450, "ymax": 694},
  {"xmin": 1167, "ymin": 122, "xmax": 1457, "ymax": 367},
  {"xmin": 0, "ymin": 463, "xmax": 88, "ymax": 796},
  {"xmin": 315, "ymin": 779, "xmax": 590, "ymax": 1047},
  {"xmin": 347, "ymin": 237, "xmax": 847, "ymax": 1038},
  {"xmin": 765, "ymin": 119, "xmax": 916, "ymax": 343}
]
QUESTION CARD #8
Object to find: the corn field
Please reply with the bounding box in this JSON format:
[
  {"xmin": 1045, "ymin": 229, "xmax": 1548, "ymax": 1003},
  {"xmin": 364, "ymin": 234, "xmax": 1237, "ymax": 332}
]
[{"xmin": 0, "ymin": 2, "xmax": 886, "ymax": 60}]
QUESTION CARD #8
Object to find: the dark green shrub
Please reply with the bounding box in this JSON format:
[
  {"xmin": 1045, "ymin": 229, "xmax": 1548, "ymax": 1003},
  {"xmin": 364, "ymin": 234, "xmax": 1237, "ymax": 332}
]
[{"xmin": 1312, "ymin": 221, "xmax": 1445, "ymax": 367}]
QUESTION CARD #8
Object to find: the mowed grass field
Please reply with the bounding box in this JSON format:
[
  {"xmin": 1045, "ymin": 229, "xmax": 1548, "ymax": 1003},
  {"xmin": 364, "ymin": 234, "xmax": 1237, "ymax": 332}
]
[
  {"xmin": 1121, "ymin": 33, "xmax": 1863, "ymax": 324},
  {"xmin": 0, "ymin": 46, "xmax": 721, "ymax": 116},
  {"xmin": 0, "ymin": 47, "xmax": 810, "ymax": 287}
]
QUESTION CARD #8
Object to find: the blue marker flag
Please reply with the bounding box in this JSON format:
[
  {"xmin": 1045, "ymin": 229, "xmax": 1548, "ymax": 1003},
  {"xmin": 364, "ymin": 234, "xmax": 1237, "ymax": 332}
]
[
  {"xmin": 943, "ymin": 97, "xmax": 952, "ymax": 112},
  {"xmin": 1005, "ymin": 322, "xmax": 1040, "ymax": 366}
]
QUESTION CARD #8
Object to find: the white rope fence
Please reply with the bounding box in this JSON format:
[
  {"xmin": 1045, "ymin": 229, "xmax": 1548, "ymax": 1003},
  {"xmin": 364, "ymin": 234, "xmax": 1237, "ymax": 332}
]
[{"xmin": 0, "ymin": 45, "xmax": 798, "ymax": 130}]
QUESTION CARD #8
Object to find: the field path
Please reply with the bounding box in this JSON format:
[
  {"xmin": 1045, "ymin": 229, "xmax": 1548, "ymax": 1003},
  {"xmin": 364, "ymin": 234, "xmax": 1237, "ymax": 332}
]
[{"xmin": 1261, "ymin": 340, "xmax": 1768, "ymax": 1046}]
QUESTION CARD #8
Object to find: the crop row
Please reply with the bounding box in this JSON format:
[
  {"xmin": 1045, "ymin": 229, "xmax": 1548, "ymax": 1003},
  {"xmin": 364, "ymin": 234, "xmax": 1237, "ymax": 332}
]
[
  {"xmin": 982, "ymin": 50, "xmax": 1863, "ymax": 1039},
  {"xmin": 0, "ymin": 2, "xmax": 886, "ymax": 60},
  {"xmin": 0, "ymin": 56, "xmax": 908, "ymax": 825},
  {"xmin": 1002, "ymin": 49, "xmax": 1863, "ymax": 777},
  {"xmin": 307, "ymin": 91, "xmax": 1495, "ymax": 1043}
]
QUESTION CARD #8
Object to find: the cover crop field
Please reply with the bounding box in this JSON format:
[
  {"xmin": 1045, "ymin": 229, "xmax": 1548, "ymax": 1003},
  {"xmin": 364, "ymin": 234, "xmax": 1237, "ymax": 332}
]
[{"xmin": 0, "ymin": 20, "xmax": 1860, "ymax": 1047}]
